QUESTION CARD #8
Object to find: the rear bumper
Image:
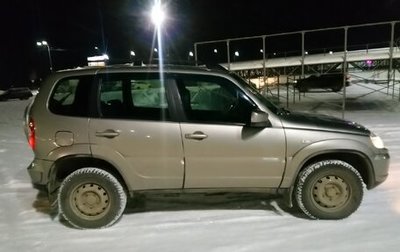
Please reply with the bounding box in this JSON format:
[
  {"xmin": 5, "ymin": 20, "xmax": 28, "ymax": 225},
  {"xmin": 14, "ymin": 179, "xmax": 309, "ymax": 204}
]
[
  {"xmin": 27, "ymin": 159, "xmax": 59, "ymax": 208},
  {"xmin": 27, "ymin": 159, "xmax": 53, "ymax": 186}
]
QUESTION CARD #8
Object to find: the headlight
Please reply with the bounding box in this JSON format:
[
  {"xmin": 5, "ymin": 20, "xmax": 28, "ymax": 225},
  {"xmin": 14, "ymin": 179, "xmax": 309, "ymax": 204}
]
[{"xmin": 370, "ymin": 134, "xmax": 385, "ymax": 149}]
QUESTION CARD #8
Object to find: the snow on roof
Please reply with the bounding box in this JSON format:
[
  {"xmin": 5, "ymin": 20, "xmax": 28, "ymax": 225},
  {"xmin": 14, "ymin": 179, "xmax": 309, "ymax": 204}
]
[{"xmin": 222, "ymin": 47, "xmax": 400, "ymax": 71}]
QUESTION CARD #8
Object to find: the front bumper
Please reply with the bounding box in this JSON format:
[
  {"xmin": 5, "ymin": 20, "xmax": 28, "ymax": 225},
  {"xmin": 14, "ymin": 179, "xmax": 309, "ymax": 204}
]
[{"xmin": 368, "ymin": 148, "xmax": 390, "ymax": 189}]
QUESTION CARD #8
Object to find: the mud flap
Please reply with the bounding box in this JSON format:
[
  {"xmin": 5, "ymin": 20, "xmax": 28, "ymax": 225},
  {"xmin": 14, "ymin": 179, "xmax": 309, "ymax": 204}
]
[{"xmin": 282, "ymin": 187, "xmax": 294, "ymax": 208}]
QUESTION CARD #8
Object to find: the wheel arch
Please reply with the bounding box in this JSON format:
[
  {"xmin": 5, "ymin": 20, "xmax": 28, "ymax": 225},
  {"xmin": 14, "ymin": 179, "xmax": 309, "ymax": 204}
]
[
  {"xmin": 298, "ymin": 151, "xmax": 374, "ymax": 189},
  {"xmin": 48, "ymin": 155, "xmax": 130, "ymax": 195},
  {"xmin": 282, "ymin": 150, "xmax": 374, "ymax": 208}
]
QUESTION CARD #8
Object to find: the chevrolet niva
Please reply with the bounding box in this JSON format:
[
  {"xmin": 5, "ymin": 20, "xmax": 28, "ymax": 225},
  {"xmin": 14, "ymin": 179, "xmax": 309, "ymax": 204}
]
[{"xmin": 24, "ymin": 65, "xmax": 389, "ymax": 229}]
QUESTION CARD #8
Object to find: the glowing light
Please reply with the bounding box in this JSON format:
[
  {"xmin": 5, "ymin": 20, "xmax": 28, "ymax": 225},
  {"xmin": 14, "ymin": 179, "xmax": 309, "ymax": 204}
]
[
  {"xmin": 234, "ymin": 51, "xmax": 239, "ymax": 57},
  {"xmin": 87, "ymin": 54, "xmax": 109, "ymax": 62},
  {"xmin": 36, "ymin": 41, "xmax": 48, "ymax": 47},
  {"xmin": 189, "ymin": 51, "xmax": 194, "ymax": 57},
  {"xmin": 130, "ymin": 50, "xmax": 136, "ymax": 56},
  {"xmin": 151, "ymin": 1, "xmax": 165, "ymax": 28},
  {"xmin": 214, "ymin": 49, "xmax": 218, "ymax": 53}
]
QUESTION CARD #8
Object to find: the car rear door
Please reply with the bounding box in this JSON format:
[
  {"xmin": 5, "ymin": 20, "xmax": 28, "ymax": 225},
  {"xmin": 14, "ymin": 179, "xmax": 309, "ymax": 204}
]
[{"xmin": 89, "ymin": 73, "xmax": 184, "ymax": 190}]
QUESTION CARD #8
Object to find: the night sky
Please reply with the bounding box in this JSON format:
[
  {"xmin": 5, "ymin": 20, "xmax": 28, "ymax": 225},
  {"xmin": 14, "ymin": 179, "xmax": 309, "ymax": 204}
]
[{"xmin": 1, "ymin": 0, "xmax": 400, "ymax": 88}]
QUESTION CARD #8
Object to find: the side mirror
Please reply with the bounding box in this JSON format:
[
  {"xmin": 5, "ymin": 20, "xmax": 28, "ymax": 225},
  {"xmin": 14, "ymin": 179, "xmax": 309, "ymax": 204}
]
[{"xmin": 250, "ymin": 110, "xmax": 271, "ymax": 127}]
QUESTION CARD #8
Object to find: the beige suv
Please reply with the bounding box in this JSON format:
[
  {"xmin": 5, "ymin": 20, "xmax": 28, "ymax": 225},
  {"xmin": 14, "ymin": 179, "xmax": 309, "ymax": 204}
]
[{"xmin": 24, "ymin": 65, "xmax": 390, "ymax": 229}]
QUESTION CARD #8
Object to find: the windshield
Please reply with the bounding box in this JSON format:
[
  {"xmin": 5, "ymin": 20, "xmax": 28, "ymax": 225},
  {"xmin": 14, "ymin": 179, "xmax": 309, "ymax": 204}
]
[{"xmin": 230, "ymin": 73, "xmax": 280, "ymax": 114}]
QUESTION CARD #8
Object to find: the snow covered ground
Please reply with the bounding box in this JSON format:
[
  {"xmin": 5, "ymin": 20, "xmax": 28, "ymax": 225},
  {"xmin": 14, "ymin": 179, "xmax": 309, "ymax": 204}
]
[{"xmin": 1, "ymin": 89, "xmax": 400, "ymax": 251}]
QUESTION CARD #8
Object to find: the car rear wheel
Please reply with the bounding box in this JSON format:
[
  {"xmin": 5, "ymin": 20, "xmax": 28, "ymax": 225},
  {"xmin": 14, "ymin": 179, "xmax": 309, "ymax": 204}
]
[
  {"xmin": 295, "ymin": 160, "xmax": 364, "ymax": 219},
  {"xmin": 58, "ymin": 168, "xmax": 127, "ymax": 229}
]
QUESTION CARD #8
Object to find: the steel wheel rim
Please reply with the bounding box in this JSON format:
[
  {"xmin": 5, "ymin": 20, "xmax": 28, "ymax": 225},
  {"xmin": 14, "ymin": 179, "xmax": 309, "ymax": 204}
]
[
  {"xmin": 312, "ymin": 175, "xmax": 350, "ymax": 211},
  {"xmin": 70, "ymin": 183, "xmax": 110, "ymax": 220}
]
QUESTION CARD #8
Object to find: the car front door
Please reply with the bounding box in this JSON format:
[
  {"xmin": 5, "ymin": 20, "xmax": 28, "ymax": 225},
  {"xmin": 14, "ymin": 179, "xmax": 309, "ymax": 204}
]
[
  {"xmin": 89, "ymin": 73, "xmax": 184, "ymax": 190},
  {"xmin": 176, "ymin": 74, "xmax": 286, "ymax": 189}
]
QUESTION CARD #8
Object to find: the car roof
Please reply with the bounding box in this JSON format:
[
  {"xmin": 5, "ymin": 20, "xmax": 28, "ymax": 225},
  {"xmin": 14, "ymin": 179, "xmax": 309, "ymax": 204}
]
[
  {"xmin": 40, "ymin": 64, "xmax": 236, "ymax": 93},
  {"xmin": 55, "ymin": 64, "xmax": 229, "ymax": 76}
]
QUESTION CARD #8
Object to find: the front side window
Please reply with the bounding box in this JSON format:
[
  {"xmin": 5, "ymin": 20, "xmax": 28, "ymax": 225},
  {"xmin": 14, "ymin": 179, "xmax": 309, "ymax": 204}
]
[
  {"xmin": 98, "ymin": 74, "xmax": 170, "ymax": 121},
  {"xmin": 49, "ymin": 76, "xmax": 92, "ymax": 117},
  {"xmin": 177, "ymin": 75, "xmax": 256, "ymax": 124}
]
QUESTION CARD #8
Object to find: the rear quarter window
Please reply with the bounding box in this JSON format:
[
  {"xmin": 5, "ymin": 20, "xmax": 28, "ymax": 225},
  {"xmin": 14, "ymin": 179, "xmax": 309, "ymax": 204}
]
[{"xmin": 49, "ymin": 76, "xmax": 93, "ymax": 117}]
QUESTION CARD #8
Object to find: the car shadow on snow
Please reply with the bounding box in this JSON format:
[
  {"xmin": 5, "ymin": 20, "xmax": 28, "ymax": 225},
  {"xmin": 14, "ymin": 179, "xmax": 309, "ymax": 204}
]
[
  {"xmin": 32, "ymin": 189, "xmax": 55, "ymax": 216},
  {"xmin": 31, "ymin": 190, "xmax": 307, "ymax": 227},
  {"xmin": 124, "ymin": 192, "xmax": 306, "ymax": 219},
  {"xmin": 32, "ymin": 189, "xmax": 74, "ymax": 227}
]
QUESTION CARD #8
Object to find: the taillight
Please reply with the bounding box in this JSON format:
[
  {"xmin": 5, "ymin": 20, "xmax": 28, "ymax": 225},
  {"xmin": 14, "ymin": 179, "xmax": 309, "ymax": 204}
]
[{"xmin": 28, "ymin": 118, "xmax": 35, "ymax": 150}]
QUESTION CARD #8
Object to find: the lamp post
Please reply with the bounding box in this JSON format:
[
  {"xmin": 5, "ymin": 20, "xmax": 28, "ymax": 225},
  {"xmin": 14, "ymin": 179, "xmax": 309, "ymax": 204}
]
[
  {"xmin": 151, "ymin": 1, "xmax": 166, "ymax": 64},
  {"xmin": 36, "ymin": 40, "xmax": 53, "ymax": 72}
]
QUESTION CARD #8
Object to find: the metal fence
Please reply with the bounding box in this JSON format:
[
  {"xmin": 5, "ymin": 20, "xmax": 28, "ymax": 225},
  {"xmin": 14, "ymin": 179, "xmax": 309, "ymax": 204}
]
[{"xmin": 194, "ymin": 21, "xmax": 400, "ymax": 118}]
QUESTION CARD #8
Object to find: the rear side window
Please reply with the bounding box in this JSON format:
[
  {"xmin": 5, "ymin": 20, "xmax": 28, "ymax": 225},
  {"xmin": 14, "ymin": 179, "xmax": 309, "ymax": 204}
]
[
  {"xmin": 49, "ymin": 76, "xmax": 93, "ymax": 117},
  {"xmin": 98, "ymin": 73, "xmax": 170, "ymax": 121}
]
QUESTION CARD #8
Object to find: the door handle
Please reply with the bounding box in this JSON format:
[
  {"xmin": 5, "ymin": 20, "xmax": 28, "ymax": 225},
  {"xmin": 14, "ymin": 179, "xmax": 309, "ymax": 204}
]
[
  {"xmin": 95, "ymin": 129, "xmax": 120, "ymax": 138},
  {"xmin": 185, "ymin": 131, "xmax": 208, "ymax": 140}
]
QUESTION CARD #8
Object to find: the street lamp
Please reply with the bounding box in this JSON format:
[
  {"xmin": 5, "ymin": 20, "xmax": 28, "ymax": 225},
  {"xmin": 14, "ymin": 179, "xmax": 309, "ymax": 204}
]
[
  {"xmin": 130, "ymin": 50, "xmax": 136, "ymax": 63},
  {"xmin": 234, "ymin": 51, "xmax": 239, "ymax": 62},
  {"xmin": 188, "ymin": 51, "xmax": 194, "ymax": 61},
  {"xmin": 150, "ymin": 1, "xmax": 166, "ymax": 65},
  {"xmin": 36, "ymin": 40, "xmax": 53, "ymax": 72},
  {"xmin": 151, "ymin": 1, "xmax": 166, "ymax": 28},
  {"xmin": 94, "ymin": 46, "xmax": 101, "ymax": 55}
]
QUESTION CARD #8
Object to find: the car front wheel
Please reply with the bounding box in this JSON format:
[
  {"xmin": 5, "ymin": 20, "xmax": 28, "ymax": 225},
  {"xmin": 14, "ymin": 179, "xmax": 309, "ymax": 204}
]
[
  {"xmin": 295, "ymin": 160, "xmax": 364, "ymax": 219},
  {"xmin": 58, "ymin": 168, "xmax": 127, "ymax": 229}
]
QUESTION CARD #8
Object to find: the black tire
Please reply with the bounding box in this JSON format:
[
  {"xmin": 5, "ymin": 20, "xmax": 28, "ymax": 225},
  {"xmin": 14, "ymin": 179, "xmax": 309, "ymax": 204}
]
[
  {"xmin": 58, "ymin": 168, "xmax": 127, "ymax": 229},
  {"xmin": 295, "ymin": 160, "xmax": 364, "ymax": 219}
]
